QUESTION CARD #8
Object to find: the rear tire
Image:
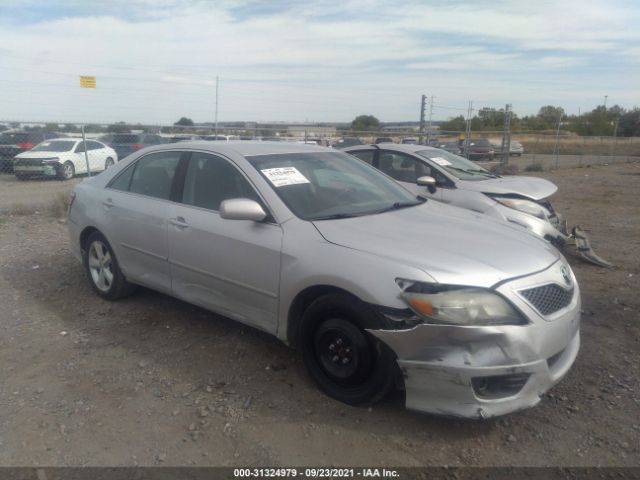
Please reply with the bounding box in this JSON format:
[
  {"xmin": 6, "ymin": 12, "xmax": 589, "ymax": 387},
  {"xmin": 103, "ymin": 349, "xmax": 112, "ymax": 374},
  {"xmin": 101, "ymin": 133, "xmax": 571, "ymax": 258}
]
[
  {"xmin": 105, "ymin": 157, "xmax": 115, "ymax": 169},
  {"xmin": 300, "ymin": 293, "xmax": 396, "ymax": 406},
  {"xmin": 83, "ymin": 231, "xmax": 136, "ymax": 300}
]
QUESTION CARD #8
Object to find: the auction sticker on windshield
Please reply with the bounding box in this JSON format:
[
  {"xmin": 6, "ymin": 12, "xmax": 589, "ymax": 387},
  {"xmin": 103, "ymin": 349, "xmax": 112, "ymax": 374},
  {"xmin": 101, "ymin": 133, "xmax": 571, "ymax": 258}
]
[
  {"xmin": 261, "ymin": 167, "xmax": 310, "ymax": 187},
  {"xmin": 431, "ymin": 157, "xmax": 452, "ymax": 166}
]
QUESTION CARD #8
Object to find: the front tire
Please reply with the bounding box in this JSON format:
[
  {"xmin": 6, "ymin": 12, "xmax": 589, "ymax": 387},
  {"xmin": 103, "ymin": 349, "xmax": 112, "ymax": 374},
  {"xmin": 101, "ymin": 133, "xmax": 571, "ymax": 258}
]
[
  {"xmin": 58, "ymin": 161, "xmax": 75, "ymax": 180},
  {"xmin": 300, "ymin": 293, "xmax": 396, "ymax": 406},
  {"xmin": 83, "ymin": 231, "xmax": 136, "ymax": 300}
]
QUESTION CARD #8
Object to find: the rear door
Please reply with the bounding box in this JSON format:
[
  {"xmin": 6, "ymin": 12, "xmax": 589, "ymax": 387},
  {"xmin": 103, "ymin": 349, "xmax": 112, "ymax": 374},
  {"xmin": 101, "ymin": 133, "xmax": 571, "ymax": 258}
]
[
  {"xmin": 87, "ymin": 140, "xmax": 108, "ymax": 171},
  {"xmin": 167, "ymin": 151, "xmax": 283, "ymax": 333},
  {"xmin": 103, "ymin": 150, "xmax": 184, "ymax": 294}
]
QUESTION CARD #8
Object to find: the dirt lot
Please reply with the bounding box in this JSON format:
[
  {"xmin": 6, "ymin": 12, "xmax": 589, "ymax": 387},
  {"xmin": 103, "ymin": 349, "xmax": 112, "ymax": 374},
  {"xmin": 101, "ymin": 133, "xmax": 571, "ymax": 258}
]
[
  {"xmin": 0, "ymin": 163, "xmax": 638, "ymax": 467},
  {"xmin": 0, "ymin": 174, "xmax": 79, "ymax": 214}
]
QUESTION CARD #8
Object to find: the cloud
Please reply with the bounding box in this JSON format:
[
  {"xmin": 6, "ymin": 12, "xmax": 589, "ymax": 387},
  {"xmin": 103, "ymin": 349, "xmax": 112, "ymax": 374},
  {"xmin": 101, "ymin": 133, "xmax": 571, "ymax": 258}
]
[{"xmin": 0, "ymin": 0, "xmax": 637, "ymax": 122}]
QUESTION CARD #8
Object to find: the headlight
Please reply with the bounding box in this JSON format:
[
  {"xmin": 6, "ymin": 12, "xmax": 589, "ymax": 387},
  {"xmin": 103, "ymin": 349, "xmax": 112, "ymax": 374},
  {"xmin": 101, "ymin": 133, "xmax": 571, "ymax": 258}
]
[
  {"xmin": 397, "ymin": 280, "xmax": 526, "ymax": 326},
  {"xmin": 491, "ymin": 196, "xmax": 549, "ymax": 219}
]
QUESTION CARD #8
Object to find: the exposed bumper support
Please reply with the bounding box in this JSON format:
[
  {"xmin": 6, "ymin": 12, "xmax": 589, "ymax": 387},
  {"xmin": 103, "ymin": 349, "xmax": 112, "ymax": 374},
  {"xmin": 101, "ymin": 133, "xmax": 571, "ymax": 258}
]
[{"xmin": 568, "ymin": 226, "xmax": 614, "ymax": 268}]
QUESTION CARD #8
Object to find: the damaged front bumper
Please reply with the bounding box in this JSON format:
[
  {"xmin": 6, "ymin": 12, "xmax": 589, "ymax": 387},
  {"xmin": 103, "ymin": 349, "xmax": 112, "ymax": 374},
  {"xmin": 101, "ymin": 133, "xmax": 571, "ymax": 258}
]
[
  {"xmin": 496, "ymin": 204, "xmax": 613, "ymax": 268},
  {"xmin": 369, "ymin": 262, "xmax": 581, "ymax": 419}
]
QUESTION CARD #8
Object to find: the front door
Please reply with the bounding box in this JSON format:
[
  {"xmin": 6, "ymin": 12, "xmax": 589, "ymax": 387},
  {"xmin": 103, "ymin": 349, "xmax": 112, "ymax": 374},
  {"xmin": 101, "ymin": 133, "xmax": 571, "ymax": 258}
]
[{"xmin": 168, "ymin": 151, "xmax": 283, "ymax": 333}]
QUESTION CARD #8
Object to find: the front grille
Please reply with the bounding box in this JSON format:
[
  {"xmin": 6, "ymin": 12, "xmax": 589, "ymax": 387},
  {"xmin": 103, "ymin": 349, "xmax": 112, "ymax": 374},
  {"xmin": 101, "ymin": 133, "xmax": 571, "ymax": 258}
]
[
  {"xmin": 519, "ymin": 284, "xmax": 573, "ymax": 316},
  {"xmin": 15, "ymin": 158, "xmax": 47, "ymax": 166}
]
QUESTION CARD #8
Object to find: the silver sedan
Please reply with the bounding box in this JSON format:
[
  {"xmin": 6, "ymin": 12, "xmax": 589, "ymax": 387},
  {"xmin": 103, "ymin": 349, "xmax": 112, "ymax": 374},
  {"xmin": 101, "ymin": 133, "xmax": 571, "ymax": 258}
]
[{"xmin": 68, "ymin": 142, "xmax": 580, "ymax": 418}]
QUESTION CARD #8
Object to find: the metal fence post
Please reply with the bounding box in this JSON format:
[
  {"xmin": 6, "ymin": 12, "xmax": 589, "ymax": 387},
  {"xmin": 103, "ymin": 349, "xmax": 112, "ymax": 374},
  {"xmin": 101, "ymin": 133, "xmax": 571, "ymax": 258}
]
[{"xmin": 81, "ymin": 124, "xmax": 91, "ymax": 177}]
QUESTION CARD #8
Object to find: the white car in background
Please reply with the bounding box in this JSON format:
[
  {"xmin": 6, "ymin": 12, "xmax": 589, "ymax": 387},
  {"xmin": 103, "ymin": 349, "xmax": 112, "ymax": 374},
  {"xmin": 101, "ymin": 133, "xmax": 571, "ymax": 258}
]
[{"xmin": 13, "ymin": 138, "xmax": 118, "ymax": 180}]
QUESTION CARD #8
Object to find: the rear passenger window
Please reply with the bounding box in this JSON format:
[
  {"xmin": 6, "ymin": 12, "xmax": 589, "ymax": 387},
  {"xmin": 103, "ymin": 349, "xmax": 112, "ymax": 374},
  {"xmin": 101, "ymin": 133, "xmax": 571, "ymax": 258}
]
[
  {"xmin": 128, "ymin": 151, "xmax": 181, "ymax": 200},
  {"xmin": 349, "ymin": 150, "xmax": 375, "ymax": 165}
]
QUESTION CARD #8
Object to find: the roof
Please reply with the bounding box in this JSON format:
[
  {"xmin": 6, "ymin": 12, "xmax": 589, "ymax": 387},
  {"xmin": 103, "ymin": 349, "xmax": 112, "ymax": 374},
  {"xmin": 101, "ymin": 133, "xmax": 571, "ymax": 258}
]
[
  {"xmin": 153, "ymin": 140, "xmax": 331, "ymax": 157},
  {"xmin": 342, "ymin": 143, "xmax": 441, "ymax": 154}
]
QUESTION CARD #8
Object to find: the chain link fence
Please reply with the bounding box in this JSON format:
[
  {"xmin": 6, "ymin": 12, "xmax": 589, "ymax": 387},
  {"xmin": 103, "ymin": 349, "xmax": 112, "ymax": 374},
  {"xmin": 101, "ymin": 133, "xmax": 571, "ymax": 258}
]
[{"xmin": 1, "ymin": 119, "xmax": 639, "ymax": 214}]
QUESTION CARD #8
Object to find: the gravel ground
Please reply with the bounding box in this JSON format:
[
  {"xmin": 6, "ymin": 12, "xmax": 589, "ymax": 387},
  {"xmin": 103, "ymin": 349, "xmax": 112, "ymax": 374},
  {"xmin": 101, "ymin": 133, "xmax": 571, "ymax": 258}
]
[{"xmin": 0, "ymin": 162, "xmax": 638, "ymax": 467}]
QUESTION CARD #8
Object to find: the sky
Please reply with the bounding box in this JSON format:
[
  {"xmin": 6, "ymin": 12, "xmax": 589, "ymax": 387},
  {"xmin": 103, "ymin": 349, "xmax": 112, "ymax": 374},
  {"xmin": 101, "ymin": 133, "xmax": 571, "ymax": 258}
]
[{"xmin": 0, "ymin": 0, "xmax": 638, "ymax": 125}]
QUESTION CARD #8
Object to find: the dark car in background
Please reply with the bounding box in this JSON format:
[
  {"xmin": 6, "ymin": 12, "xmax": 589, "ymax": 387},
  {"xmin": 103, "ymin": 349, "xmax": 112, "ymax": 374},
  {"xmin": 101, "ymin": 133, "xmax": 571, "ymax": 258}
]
[
  {"xmin": 459, "ymin": 138, "xmax": 495, "ymax": 160},
  {"xmin": 108, "ymin": 133, "xmax": 166, "ymax": 160},
  {"xmin": 0, "ymin": 131, "xmax": 59, "ymax": 173},
  {"xmin": 332, "ymin": 137, "xmax": 362, "ymax": 149},
  {"xmin": 433, "ymin": 141, "xmax": 462, "ymax": 154},
  {"xmin": 375, "ymin": 137, "xmax": 394, "ymax": 144}
]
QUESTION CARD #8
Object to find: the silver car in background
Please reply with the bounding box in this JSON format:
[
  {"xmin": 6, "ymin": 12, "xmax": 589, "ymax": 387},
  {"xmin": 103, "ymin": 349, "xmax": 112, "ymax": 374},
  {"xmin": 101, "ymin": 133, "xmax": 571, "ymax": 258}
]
[
  {"xmin": 68, "ymin": 142, "xmax": 580, "ymax": 418},
  {"xmin": 344, "ymin": 144, "xmax": 568, "ymax": 244}
]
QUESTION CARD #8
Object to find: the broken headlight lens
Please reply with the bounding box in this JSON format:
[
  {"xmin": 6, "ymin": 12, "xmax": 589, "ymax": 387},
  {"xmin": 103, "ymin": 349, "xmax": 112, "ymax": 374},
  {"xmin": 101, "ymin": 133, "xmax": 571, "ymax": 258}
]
[
  {"xmin": 397, "ymin": 281, "xmax": 526, "ymax": 326},
  {"xmin": 491, "ymin": 197, "xmax": 549, "ymax": 220}
]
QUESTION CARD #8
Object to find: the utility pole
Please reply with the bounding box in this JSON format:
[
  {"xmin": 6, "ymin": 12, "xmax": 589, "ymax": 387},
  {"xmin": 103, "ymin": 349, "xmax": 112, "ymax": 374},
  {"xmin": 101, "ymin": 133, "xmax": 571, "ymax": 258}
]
[
  {"xmin": 214, "ymin": 76, "xmax": 219, "ymax": 137},
  {"xmin": 603, "ymin": 95, "xmax": 608, "ymax": 110},
  {"xmin": 426, "ymin": 96, "xmax": 434, "ymax": 144},
  {"xmin": 463, "ymin": 100, "xmax": 473, "ymax": 159},
  {"xmin": 500, "ymin": 104, "xmax": 512, "ymax": 165},
  {"xmin": 553, "ymin": 112, "xmax": 563, "ymax": 169},
  {"xmin": 419, "ymin": 94, "xmax": 426, "ymax": 144}
]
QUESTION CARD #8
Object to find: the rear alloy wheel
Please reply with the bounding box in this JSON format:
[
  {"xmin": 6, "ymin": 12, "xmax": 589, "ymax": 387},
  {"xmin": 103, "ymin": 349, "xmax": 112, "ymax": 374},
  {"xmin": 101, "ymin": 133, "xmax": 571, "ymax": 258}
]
[
  {"xmin": 301, "ymin": 293, "xmax": 396, "ymax": 406},
  {"xmin": 84, "ymin": 231, "xmax": 136, "ymax": 300},
  {"xmin": 58, "ymin": 161, "xmax": 75, "ymax": 180},
  {"xmin": 105, "ymin": 157, "xmax": 115, "ymax": 169}
]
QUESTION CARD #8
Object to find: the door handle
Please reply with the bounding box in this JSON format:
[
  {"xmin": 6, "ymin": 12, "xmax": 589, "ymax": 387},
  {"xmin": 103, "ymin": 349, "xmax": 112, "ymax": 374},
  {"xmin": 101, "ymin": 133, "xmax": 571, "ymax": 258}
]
[
  {"xmin": 102, "ymin": 198, "xmax": 114, "ymax": 209},
  {"xmin": 169, "ymin": 216, "xmax": 189, "ymax": 229}
]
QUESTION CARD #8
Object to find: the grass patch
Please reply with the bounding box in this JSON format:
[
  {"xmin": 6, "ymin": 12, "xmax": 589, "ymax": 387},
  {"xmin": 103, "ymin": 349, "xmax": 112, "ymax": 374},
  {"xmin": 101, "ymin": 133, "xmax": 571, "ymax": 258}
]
[
  {"xmin": 47, "ymin": 192, "xmax": 70, "ymax": 218},
  {"xmin": 490, "ymin": 164, "xmax": 519, "ymax": 175},
  {"xmin": 5, "ymin": 192, "xmax": 69, "ymax": 218},
  {"xmin": 524, "ymin": 162, "xmax": 544, "ymax": 172}
]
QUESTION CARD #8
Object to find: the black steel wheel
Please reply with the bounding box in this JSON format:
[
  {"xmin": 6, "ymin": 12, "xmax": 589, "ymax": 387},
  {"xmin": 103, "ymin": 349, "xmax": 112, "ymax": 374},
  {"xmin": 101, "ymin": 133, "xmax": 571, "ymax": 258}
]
[{"xmin": 301, "ymin": 293, "xmax": 396, "ymax": 406}]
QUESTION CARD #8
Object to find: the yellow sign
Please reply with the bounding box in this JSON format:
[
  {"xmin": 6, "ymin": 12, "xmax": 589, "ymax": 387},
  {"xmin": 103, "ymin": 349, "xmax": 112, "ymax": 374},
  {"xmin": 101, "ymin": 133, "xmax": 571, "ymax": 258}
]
[{"xmin": 80, "ymin": 76, "xmax": 96, "ymax": 88}]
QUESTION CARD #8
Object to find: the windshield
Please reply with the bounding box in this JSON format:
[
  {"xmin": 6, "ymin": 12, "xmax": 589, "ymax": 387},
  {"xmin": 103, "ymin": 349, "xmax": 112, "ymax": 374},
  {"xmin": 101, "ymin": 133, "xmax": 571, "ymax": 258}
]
[
  {"xmin": 415, "ymin": 149, "xmax": 495, "ymax": 181},
  {"xmin": 31, "ymin": 140, "xmax": 76, "ymax": 152},
  {"xmin": 247, "ymin": 151, "xmax": 422, "ymax": 221}
]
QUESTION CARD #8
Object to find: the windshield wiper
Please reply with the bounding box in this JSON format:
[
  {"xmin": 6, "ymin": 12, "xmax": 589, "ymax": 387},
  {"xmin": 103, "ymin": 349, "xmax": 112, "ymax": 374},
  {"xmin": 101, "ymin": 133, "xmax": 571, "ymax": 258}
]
[
  {"xmin": 311, "ymin": 212, "xmax": 363, "ymax": 221},
  {"xmin": 446, "ymin": 166, "xmax": 499, "ymax": 178},
  {"xmin": 368, "ymin": 199, "xmax": 426, "ymax": 215},
  {"xmin": 312, "ymin": 199, "xmax": 425, "ymax": 221}
]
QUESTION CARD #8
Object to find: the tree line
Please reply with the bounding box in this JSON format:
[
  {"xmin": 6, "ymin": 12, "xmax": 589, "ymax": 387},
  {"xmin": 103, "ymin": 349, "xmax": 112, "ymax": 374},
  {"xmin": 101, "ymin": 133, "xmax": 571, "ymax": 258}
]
[{"xmin": 439, "ymin": 105, "xmax": 640, "ymax": 137}]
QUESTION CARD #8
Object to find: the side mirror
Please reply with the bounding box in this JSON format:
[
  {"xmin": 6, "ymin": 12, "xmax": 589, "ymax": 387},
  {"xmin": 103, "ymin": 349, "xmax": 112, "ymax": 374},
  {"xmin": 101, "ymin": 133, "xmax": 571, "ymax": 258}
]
[
  {"xmin": 416, "ymin": 176, "xmax": 436, "ymax": 187},
  {"xmin": 417, "ymin": 175, "xmax": 437, "ymax": 194},
  {"xmin": 219, "ymin": 199, "xmax": 267, "ymax": 222}
]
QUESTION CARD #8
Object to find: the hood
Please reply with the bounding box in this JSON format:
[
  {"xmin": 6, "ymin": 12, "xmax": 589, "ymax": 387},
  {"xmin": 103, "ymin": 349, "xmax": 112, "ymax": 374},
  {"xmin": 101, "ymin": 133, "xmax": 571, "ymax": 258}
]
[
  {"xmin": 16, "ymin": 150, "xmax": 75, "ymax": 160},
  {"xmin": 458, "ymin": 175, "xmax": 557, "ymax": 201},
  {"xmin": 312, "ymin": 202, "xmax": 559, "ymax": 288}
]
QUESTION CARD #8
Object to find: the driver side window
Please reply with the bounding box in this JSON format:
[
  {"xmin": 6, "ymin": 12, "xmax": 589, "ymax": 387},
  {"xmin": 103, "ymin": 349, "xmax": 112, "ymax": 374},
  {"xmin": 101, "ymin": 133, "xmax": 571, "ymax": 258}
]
[
  {"xmin": 378, "ymin": 151, "xmax": 430, "ymax": 183},
  {"xmin": 181, "ymin": 153, "xmax": 260, "ymax": 211}
]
